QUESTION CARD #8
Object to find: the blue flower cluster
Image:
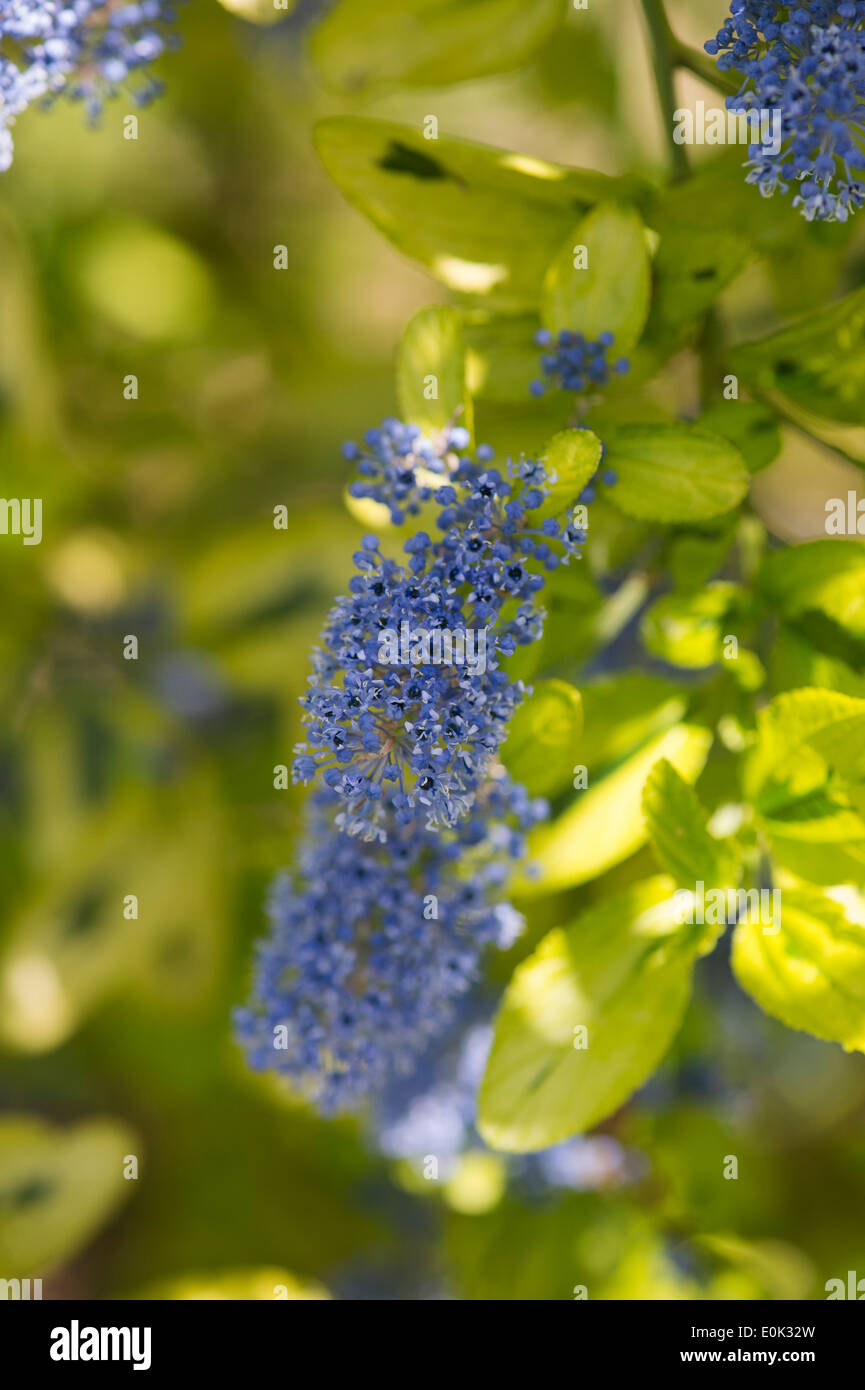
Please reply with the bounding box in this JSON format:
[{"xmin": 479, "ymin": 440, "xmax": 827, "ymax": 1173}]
[
  {"xmin": 233, "ymin": 781, "xmax": 542, "ymax": 1112},
  {"xmin": 530, "ymin": 328, "xmax": 630, "ymax": 398},
  {"xmin": 237, "ymin": 407, "xmax": 612, "ymax": 1111},
  {"xmin": 706, "ymin": 2, "xmax": 865, "ymax": 221},
  {"xmin": 0, "ymin": 0, "xmax": 180, "ymax": 172},
  {"xmin": 294, "ymin": 425, "xmax": 593, "ymax": 841}
]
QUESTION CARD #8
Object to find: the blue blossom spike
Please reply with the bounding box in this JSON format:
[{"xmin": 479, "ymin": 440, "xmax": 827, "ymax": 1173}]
[
  {"xmin": 706, "ymin": 3, "xmax": 865, "ymax": 221},
  {"xmin": 296, "ymin": 426, "xmax": 590, "ymax": 841},
  {"xmin": 233, "ymin": 781, "xmax": 544, "ymax": 1113}
]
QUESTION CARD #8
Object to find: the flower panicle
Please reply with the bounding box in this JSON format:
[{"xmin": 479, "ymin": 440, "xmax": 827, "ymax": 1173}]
[
  {"xmin": 233, "ymin": 780, "xmax": 544, "ymax": 1112},
  {"xmin": 706, "ymin": 2, "xmax": 865, "ymax": 221},
  {"xmin": 294, "ymin": 418, "xmax": 610, "ymax": 842}
]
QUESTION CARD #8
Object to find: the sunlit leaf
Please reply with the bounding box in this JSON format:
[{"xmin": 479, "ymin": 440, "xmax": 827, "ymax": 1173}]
[
  {"xmin": 643, "ymin": 759, "xmax": 740, "ymax": 892},
  {"xmin": 732, "ymin": 888, "xmax": 865, "ymax": 1050},
  {"xmin": 478, "ymin": 878, "xmax": 697, "ymax": 1150},
  {"xmin": 396, "ymin": 304, "xmax": 472, "ymax": 438},
  {"xmin": 138, "ymin": 1267, "xmax": 330, "ymax": 1300},
  {"xmin": 536, "ymin": 428, "xmax": 603, "ymax": 518},
  {"xmin": 314, "ymin": 117, "xmax": 647, "ymax": 307},
  {"xmin": 501, "ymin": 679, "xmax": 582, "ymax": 797},
  {"xmin": 641, "ymin": 583, "xmax": 745, "ymax": 668},
  {"xmin": 514, "ymin": 722, "xmax": 712, "ymax": 896},
  {"xmin": 758, "ymin": 540, "xmax": 865, "ymax": 642}
]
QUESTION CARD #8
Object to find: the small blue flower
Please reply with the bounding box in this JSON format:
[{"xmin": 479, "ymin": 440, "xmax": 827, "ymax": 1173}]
[{"xmin": 531, "ymin": 328, "xmax": 630, "ymax": 396}]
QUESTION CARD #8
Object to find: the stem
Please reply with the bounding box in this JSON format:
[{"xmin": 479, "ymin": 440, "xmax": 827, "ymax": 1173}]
[
  {"xmin": 698, "ymin": 307, "xmax": 723, "ymax": 410},
  {"xmin": 639, "ymin": 0, "xmax": 689, "ymax": 181}
]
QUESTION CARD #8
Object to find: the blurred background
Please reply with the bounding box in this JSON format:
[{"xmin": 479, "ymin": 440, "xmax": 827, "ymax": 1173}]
[{"xmin": 1, "ymin": 0, "xmax": 864, "ymax": 1300}]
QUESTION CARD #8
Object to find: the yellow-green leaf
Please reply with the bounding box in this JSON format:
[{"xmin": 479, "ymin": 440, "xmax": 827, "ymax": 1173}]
[
  {"xmin": 0, "ymin": 1116, "xmax": 136, "ymax": 1277},
  {"xmin": 514, "ymin": 722, "xmax": 712, "ymax": 896},
  {"xmin": 732, "ymin": 888, "xmax": 865, "ymax": 1050},
  {"xmin": 606, "ymin": 424, "xmax": 749, "ymax": 523},
  {"xmin": 541, "ymin": 203, "xmax": 651, "ymax": 354},
  {"xmin": 396, "ymin": 304, "xmax": 472, "ymax": 437},
  {"xmin": 478, "ymin": 878, "xmax": 697, "ymax": 1151},
  {"xmin": 315, "ymin": 117, "xmax": 647, "ymax": 308},
  {"xmin": 536, "ymin": 428, "xmax": 603, "ymax": 518},
  {"xmin": 501, "ymin": 680, "xmax": 582, "ymax": 797},
  {"xmin": 643, "ymin": 759, "xmax": 740, "ymax": 891}
]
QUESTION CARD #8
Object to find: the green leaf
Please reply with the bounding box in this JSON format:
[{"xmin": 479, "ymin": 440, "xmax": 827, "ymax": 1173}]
[
  {"xmin": 605, "ymin": 424, "xmax": 749, "ymax": 523},
  {"xmin": 746, "ymin": 688, "xmax": 865, "ymax": 806},
  {"xmin": 748, "ymin": 691, "xmax": 865, "ymax": 885},
  {"xmin": 532, "ymin": 9, "xmax": 618, "ymax": 115},
  {"xmin": 643, "ymin": 759, "xmax": 740, "ymax": 891},
  {"xmin": 579, "ymin": 673, "xmax": 688, "ymax": 772},
  {"xmin": 771, "ymin": 623, "xmax": 865, "ymax": 701},
  {"xmin": 758, "ymin": 540, "xmax": 865, "ymax": 642},
  {"xmin": 648, "ymin": 149, "xmax": 850, "ymax": 303},
  {"xmin": 472, "ymin": 396, "xmax": 571, "ymax": 461},
  {"xmin": 0, "ymin": 1116, "xmax": 136, "ymax": 1276},
  {"xmin": 541, "ymin": 203, "xmax": 651, "ymax": 354},
  {"xmin": 314, "ymin": 117, "xmax": 647, "ymax": 308},
  {"xmin": 0, "ymin": 791, "xmax": 227, "ymax": 1048},
  {"xmin": 180, "ymin": 513, "xmax": 359, "ymax": 632},
  {"xmin": 310, "ymin": 0, "xmax": 566, "ymax": 93},
  {"xmin": 501, "ymin": 680, "xmax": 582, "ymax": 797},
  {"xmin": 653, "ymin": 225, "xmax": 751, "ymax": 327},
  {"xmin": 514, "ymin": 722, "xmax": 712, "ymax": 896},
  {"xmin": 698, "ymin": 401, "xmax": 781, "ymax": 475},
  {"xmin": 478, "ymin": 877, "xmax": 698, "ymax": 1150},
  {"xmin": 761, "ymin": 833, "xmax": 865, "ymax": 888},
  {"xmin": 536, "ymin": 428, "xmax": 603, "ymax": 518},
  {"xmin": 730, "ymin": 287, "xmax": 865, "ymax": 458},
  {"xmin": 641, "ymin": 583, "xmax": 744, "ymax": 668},
  {"xmin": 669, "ymin": 524, "xmax": 736, "ymax": 591},
  {"xmin": 396, "ymin": 304, "xmax": 472, "ymax": 437},
  {"xmin": 502, "ymin": 558, "xmax": 602, "ymax": 681},
  {"xmin": 732, "ymin": 888, "xmax": 865, "ymax": 1051},
  {"xmin": 463, "ymin": 311, "xmax": 542, "ymax": 403}
]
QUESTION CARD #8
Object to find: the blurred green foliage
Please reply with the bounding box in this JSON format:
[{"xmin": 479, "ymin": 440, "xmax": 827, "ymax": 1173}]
[{"xmin": 2, "ymin": 0, "xmax": 865, "ymax": 1301}]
